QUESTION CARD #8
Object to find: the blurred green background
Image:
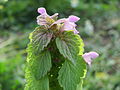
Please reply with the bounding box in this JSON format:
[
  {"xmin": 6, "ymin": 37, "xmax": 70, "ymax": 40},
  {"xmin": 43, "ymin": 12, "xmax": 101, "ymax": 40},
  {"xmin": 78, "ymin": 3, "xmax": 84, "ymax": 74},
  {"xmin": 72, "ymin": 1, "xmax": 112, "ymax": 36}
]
[{"xmin": 0, "ymin": 0, "xmax": 120, "ymax": 90}]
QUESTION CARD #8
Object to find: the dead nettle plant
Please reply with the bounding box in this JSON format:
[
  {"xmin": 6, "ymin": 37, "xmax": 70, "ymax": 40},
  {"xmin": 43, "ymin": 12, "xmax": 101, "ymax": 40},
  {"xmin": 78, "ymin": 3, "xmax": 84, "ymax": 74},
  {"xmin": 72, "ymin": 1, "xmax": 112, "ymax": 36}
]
[{"xmin": 25, "ymin": 7, "xmax": 99, "ymax": 90}]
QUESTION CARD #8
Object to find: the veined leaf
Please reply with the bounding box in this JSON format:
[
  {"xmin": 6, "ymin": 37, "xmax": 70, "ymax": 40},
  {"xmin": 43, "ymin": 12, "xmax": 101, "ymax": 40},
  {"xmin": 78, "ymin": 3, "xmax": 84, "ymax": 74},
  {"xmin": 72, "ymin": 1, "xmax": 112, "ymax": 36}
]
[
  {"xmin": 25, "ymin": 26, "xmax": 52, "ymax": 89},
  {"xmin": 30, "ymin": 50, "xmax": 52, "ymax": 79},
  {"xmin": 29, "ymin": 26, "xmax": 53, "ymax": 53},
  {"xmin": 58, "ymin": 56, "xmax": 86, "ymax": 90},
  {"xmin": 76, "ymin": 57, "xmax": 87, "ymax": 90},
  {"xmin": 25, "ymin": 26, "xmax": 52, "ymax": 84},
  {"xmin": 25, "ymin": 66, "xmax": 49, "ymax": 90},
  {"xmin": 76, "ymin": 80, "xmax": 83, "ymax": 90},
  {"xmin": 58, "ymin": 60, "xmax": 79, "ymax": 90},
  {"xmin": 56, "ymin": 31, "xmax": 84, "ymax": 64}
]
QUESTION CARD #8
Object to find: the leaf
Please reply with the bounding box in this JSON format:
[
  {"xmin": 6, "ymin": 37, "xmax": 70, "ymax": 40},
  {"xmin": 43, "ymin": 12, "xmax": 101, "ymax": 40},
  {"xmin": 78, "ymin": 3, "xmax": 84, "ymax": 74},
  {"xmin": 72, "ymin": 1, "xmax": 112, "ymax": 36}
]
[
  {"xmin": 76, "ymin": 80, "xmax": 83, "ymax": 90},
  {"xmin": 56, "ymin": 31, "xmax": 84, "ymax": 64},
  {"xmin": 30, "ymin": 50, "xmax": 52, "ymax": 79},
  {"xmin": 25, "ymin": 26, "xmax": 52, "ymax": 90},
  {"xmin": 58, "ymin": 60, "xmax": 79, "ymax": 90},
  {"xmin": 76, "ymin": 57, "xmax": 87, "ymax": 90},
  {"xmin": 29, "ymin": 26, "xmax": 53, "ymax": 53},
  {"xmin": 25, "ymin": 66, "xmax": 49, "ymax": 90},
  {"xmin": 58, "ymin": 56, "xmax": 86, "ymax": 90},
  {"xmin": 26, "ymin": 26, "xmax": 52, "ymax": 78}
]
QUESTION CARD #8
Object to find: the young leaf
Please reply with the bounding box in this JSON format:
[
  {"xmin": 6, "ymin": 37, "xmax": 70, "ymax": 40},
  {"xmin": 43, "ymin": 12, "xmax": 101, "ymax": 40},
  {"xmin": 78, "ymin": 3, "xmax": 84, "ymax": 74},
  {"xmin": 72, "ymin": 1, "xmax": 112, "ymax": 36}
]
[
  {"xmin": 30, "ymin": 26, "xmax": 53, "ymax": 53},
  {"xmin": 26, "ymin": 26, "xmax": 52, "ymax": 80},
  {"xmin": 56, "ymin": 31, "xmax": 84, "ymax": 64},
  {"xmin": 29, "ymin": 50, "xmax": 52, "ymax": 79},
  {"xmin": 76, "ymin": 57, "xmax": 87, "ymax": 90},
  {"xmin": 58, "ymin": 56, "xmax": 86, "ymax": 90},
  {"xmin": 58, "ymin": 60, "xmax": 79, "ymax": 90},
  {"xmin": 25, "ymin": 26, "xmax": 53, "ymax": 90},
  {"xmin": 25, "ymin": 66, "xmax": 49, "ymax": 90},
  {"xmin": 76, "ymin": 80, "xmax": 83, "ymax": 90}
]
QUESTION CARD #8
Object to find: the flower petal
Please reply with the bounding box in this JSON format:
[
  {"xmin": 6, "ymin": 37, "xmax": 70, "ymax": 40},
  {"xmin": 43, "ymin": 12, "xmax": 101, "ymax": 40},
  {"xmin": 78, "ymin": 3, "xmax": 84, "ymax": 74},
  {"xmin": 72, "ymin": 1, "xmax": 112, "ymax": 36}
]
[
  {"xmin": 82, "ymin": 51, "xmax": 99, "ymax": 66},
  {"xmin": 73, "ymin": 29, "xmax": 79, "ymax": 34},
  {"xmin": 52, "ymin": 18, "xmax": 66, "ymax": 24},
  {"xmin": 38, "ymin": 7, "xmax": 47, "ymax": 14},
  {"xmin": 89, "ymin": 52, "xmax": 99, "ymax": 59},
  {"xmin": 68, "ymin": 15, "xmax": 80, "ymax": 22},
  {"xmin": 50, "ymin": 13, "xmax": 59, "ymax": 19},
  {"xmin": 60, "ymin": 21, "xmax": 79, "ymax": 34}
]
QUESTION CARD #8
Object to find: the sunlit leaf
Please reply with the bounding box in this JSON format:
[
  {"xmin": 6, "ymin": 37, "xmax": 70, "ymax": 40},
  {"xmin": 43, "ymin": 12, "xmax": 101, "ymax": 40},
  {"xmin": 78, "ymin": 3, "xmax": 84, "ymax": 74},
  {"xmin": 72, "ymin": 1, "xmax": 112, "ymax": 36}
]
[
  {"xmin": 29, "ymin": 26, "xmax": 53, "ymax": 54},
  {"xmin": 58, "ymin": 56, "xmax": 86, "ymax": 90},
  {"xmin": 25, "ymin": 66, "xmax": 49, "ymax": 90},
  {"xmin": 30, "ymin": 50, "xmax": 52, "ymax": 79},
  {"xmin": 56, "ymin": 31, "xmax": 84, "ymax": 64}
]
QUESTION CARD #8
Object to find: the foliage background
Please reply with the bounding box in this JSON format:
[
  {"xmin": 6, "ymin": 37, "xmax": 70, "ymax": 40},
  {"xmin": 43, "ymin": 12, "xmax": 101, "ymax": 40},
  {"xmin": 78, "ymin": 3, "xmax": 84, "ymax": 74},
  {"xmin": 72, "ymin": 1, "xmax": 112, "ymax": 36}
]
[{"xmin": 0, "ymin": 0, "xmax": 120, "ymax": 90}]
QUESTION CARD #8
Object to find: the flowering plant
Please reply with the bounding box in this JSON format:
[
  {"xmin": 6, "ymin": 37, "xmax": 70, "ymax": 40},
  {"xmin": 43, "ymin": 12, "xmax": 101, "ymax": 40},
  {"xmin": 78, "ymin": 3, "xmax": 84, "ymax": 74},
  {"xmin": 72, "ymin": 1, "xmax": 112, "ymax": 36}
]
[{"xmin": 25, "ymin": 7, "xmax": 99, "ymax": 90}]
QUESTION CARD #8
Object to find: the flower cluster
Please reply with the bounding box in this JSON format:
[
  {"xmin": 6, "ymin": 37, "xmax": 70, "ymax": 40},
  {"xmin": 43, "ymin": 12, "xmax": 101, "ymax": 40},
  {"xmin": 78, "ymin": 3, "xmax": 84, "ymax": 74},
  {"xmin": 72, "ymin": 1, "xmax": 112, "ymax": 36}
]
[
  {"xmin": 37, "ymin": 7, "xmax": 99, "ymax": 66},
  {"xmin": 37, "ymin": 7, "xmax": 80, "ymax": 34}
]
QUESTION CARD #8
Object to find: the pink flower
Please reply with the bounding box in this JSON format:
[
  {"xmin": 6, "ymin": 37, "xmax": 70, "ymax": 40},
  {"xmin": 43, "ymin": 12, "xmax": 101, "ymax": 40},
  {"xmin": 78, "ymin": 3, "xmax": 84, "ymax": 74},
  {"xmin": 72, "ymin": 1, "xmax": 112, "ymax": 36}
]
[
  {"xmin": 61, "ymin": 21, "xmax": 78, "ymax": 34},
  {"xmin": 38, "ymin": 7, "xmax": 47, "ymax": 14},
  {"xmin": 61, "ymin": 15, "xmax": 80, "ymax": 34},
  {"xmin": 68, "ymin": 15, "xmax": 80, "ymax": 22},
  {"xmin": 52, "ymin": 15, "xmax": 80, "ymax": 34},
  {"xmin": 37, "ymin": 7, "xmax": 58, "ymax": 28},
  {"xmin": 82, "ymin": 52, "xmax": 99, "ymax": 66}
]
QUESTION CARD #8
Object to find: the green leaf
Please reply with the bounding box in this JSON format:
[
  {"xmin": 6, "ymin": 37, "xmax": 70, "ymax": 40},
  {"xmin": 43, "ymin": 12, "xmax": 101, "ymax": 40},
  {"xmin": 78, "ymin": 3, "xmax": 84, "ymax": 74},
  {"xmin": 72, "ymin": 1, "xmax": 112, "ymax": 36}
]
[
  {"xmin": 58, "ymin": 56, "xmax": 86, "ymax": 90},
  {"xmin": 26, "ymin": 26, "xmax": 52, "ymax": 80},
  {"xmin": 76, "ymin": 80, "xmax": 83, "ymax": 90},
  {"xmin": 25, "ymin": 27, "xmax": 52, "ymax": 90},
  {"xmin": 29, "ymin": 26, "xmax": 53, "ymax": 53},
  {"xmin": 30, "ymin": 50, "xmax": 52, "ymax": 79},
  {"xmin": 56, "ymin": 31, "xmax": 84, "ymax": 64},
  {"xmin": 76, "ymin": 57, "xmax": 87, "ymax": 90},
  {"xmin": 25, "ymin": 66, "xmax": 49, "ymax": 90},
  {"xmin": 58, "ymin": 60, "xmax": 79, "ymax": 90}
]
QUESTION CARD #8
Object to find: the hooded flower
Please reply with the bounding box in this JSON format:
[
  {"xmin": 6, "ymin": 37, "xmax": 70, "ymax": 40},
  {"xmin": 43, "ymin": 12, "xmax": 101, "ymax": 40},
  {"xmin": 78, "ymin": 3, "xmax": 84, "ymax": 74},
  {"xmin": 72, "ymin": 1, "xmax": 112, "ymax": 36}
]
[
  {"xmin": 52, "ymin": 15, "xmax": 80, "ymax": 34},
  {"xmin": 68, "ymin": 15, "xmax": 80, "ymax": 22},
  {"xmin": 37, "ymin": 7, "xmax": 58, "ymax": 28},
  {"xmin": 82, "ymin": 52, "xmax": 99, "ymax": 66}
]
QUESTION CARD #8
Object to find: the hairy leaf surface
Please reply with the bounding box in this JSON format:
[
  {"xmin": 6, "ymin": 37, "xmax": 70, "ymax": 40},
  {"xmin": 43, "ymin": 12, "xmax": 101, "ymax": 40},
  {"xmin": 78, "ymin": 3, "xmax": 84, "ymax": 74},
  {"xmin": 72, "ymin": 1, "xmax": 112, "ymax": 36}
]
[
  {"xmin": 30, "ymin": 26, "xmax": 53, "ymax": 53},
  {"xmin": 25, "ymin": 26, "xmax": 52, "ymax": 90},
  {"xmin": 30, "ymin": 50, "xmax": 52, "ymax": 79},
  {"xmin": 56, "ymin": 31, "xmax": 84, "ymax": 64},
  {"xmin": 58, "ymin": 56, "xmax": 86, "ymax": 90},
  {"xmin": 25, "ymin": 66, "xmax": 49, "ymax": 90},
  {"xmin": 26, "ymin": 26, "xmax": 52, "ymax": 79}
]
